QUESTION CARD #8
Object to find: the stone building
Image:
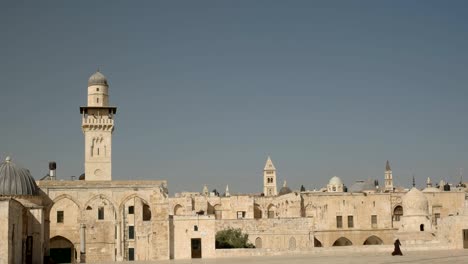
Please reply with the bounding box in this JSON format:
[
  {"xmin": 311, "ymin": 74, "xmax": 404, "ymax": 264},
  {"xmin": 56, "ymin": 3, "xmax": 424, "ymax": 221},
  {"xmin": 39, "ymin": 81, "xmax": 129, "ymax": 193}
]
[
  {"xmin": 0, "ymin": 157, "xmax": 48, "ymax": 264},
  {"xmin": 2, "ymin": 71, "xmax": 468, "ymax": 263}
]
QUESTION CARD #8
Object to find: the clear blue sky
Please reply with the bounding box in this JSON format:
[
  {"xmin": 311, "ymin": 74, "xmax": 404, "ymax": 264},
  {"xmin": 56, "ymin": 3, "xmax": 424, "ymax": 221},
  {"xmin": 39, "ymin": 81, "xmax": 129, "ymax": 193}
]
[{"xmin": 1, "ymin": 1, "xmax": 468, "ymax": 194}]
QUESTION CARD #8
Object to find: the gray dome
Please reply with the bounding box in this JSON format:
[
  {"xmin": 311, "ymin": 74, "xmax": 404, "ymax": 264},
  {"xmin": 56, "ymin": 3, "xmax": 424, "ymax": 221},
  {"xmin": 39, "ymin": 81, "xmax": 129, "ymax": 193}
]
[
  {"xmin": 349, "ymin": 179, "xmax": 377, "ymax": 193},
  {"xmin": 278, "ymin": 186, "xmax": 292, "ymax": 195},
  {"xmin": 0, "ymin": 157, "xmax": 38, "ymax": 196},
  {"xmin": 88, "ymin": 71, "xmax": 108, "ymax": 86}
]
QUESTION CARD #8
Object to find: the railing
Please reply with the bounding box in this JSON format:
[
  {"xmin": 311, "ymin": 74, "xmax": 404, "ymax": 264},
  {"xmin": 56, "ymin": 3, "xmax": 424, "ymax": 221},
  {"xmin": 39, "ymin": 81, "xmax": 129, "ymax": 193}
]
[{"xmin": 82, "ymin": 118, "xmax": 114, "ymax": 124}]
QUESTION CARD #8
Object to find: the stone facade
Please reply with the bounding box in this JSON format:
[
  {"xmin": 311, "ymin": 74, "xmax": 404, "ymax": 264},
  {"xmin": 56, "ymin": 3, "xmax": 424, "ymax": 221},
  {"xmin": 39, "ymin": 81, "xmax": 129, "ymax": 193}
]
[{"xmin": 3, "ymin": 71, "xmax": 468, "ymax": 263}]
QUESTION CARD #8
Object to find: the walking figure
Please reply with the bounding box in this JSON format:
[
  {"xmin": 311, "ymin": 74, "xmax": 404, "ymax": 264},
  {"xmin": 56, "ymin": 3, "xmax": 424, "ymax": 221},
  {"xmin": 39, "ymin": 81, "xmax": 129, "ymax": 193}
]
[{"xmin": 392, "ymin": 239, "xmax": 403, "ymax": 256}]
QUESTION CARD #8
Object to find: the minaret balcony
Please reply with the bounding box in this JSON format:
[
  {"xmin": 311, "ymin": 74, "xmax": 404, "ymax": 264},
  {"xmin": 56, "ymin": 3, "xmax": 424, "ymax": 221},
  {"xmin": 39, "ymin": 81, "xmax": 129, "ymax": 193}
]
[{"xmin": 82, "ymin": 117, "xmax": 114, "ymax": 125}]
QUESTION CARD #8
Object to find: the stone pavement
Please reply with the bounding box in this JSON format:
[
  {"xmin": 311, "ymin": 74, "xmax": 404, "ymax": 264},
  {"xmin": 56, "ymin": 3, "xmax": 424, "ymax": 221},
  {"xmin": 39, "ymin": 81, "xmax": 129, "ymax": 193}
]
[{"xmin": 98, "ymin": 250, "xmax": 468, "ymax": 264}]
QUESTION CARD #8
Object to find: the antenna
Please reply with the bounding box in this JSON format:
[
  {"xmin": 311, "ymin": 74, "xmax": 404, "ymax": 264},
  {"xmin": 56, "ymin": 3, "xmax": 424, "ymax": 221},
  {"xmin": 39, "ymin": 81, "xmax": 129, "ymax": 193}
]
[{"xmin": 459, "ymin": 168, "xmax": 463, "ymax": 184}]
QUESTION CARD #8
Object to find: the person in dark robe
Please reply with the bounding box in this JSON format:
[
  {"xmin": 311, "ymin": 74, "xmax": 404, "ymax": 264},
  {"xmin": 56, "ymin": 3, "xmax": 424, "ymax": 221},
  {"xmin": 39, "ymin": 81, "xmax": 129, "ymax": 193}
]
[{"xmin": 392, "ymin": 239, "xmax": 403, "ymax": 256}]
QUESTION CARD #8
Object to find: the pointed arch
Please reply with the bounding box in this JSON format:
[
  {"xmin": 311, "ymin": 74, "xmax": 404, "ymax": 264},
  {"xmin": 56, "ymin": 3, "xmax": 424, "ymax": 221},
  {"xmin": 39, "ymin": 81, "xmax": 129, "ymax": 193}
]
[
  {"xmin": 254, "ymin": 203, "xmax": 262, "ymax": 219},
  {"xmin": 50, "ymin": 236, "xmax": 75, "ymax": 263},
  {"xmin": 49, "ymin": 194, "xmax": 82, "ymax": 211},
  {"xmin": 363, "ymin": 235, "xmax": 383, "ymax": 245},
  {"xmin": 118, "ymin": 193, "xmax": 150, "ymax": 212},
  {"xmin": 332, "ymin": 237, "xmax": 352, "ymax": 246},
  {"xmin": 174, "ymin": 204, "xmax": 184, "ymax": 216},
  {"xmin": 83, "ymin": 194, "xmax": 117, "ymax": 212},
  {"xmin": 267, "ymin": 204, "xmax": 276, "ymax": 218},
  {"xmin": 314, "ymin": 237, "xmax": 323, "ymax": 247}
]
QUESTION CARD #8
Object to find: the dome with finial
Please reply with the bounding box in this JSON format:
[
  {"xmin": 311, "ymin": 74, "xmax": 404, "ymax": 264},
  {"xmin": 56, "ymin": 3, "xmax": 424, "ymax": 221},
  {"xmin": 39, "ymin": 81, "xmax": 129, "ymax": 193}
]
[
  {"xmin": 88, "ymin": 70, "xmax": 108, "ymax": 86},
  {"xmin": 278, "ymin": 180, "xmax": 292, "ymax": 195},
  {"xmin": 329, "ymin": 176, "xmax": 343, "ymax": 186},
  {"xmin": 0, "ymin": 156, "xmax": 38, "ymax": 196},
  {"xmin": 402, "ymin": 187, "xmax": 429, "ymax": 216}
]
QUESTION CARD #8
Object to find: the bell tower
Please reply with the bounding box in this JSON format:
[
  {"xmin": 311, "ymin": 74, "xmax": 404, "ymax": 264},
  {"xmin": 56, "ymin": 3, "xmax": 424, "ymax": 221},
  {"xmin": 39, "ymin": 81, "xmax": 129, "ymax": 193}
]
[
  {"xmin": 384, "ymin": 160, "xmax": 393, "ymax": 192},
  {"xmin": 263, "ymin": 156, "xmax": 277, "ymax": 196},
  {"xmin": 80, "ymin": 71, "xmax": 117, "ymax": 181}
]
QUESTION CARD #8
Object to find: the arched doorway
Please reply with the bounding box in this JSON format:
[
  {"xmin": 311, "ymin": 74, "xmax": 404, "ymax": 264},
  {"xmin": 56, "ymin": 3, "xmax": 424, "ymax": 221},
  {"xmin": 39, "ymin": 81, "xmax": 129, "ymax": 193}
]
[
  {"xmin": 289, "ymin": 237, "xmax": 296, "ymax": 250},
  {"xmin": 50, "ymin": 236, "xmax": 75, "ymax": 263},
  {"xmin": 332, "ymin": 237, "xmax": 352, "ymax": 246},
  {"xmin": 255, "ymin": 237, "xmax": 262, "ymax": 248},
  {"xmin": 363, "ymin": 235, "xmax": 383, "ymax": 245}
]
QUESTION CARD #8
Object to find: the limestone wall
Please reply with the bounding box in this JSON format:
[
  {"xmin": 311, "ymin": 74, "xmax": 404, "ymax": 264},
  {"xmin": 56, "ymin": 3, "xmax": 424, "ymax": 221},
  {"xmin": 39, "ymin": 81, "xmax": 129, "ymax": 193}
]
[{"xmin": 38, "ymin": 180, "xmax": 169, "ymax": 262}]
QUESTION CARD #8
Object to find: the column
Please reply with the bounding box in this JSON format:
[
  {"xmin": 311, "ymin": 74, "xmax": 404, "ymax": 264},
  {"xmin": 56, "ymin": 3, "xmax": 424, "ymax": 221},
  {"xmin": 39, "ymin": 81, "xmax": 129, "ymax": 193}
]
[
  {"xmin": 116, "ymin": 221, "xmax": 123, "ymax": 261},
  {"xmin": 80, "ymin": 224, "xmax": 86, "ymax": 263}
]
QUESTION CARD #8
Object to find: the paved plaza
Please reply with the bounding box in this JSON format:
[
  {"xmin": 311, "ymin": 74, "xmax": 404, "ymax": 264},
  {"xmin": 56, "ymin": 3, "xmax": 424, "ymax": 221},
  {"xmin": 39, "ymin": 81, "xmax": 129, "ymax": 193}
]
[{"xmin": 98, "ymin": 250, "xmax": 468, "ymax": 264}]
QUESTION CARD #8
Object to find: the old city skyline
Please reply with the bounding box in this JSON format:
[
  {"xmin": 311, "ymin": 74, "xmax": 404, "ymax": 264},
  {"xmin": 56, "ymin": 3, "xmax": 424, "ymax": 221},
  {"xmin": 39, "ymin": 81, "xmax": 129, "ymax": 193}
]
[{"xmin": 2, "ymin": 1, "xmax": 468, "ymax": 194}]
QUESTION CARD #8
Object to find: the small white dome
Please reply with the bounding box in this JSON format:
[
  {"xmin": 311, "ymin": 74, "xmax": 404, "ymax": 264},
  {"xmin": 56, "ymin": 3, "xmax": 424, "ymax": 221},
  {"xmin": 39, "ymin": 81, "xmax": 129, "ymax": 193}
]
[
  {"xmin": 402, "ymin": 187, "xmax": 429, "ymax": 216},
  {"xmin": 329, "ymin": 176, "xmax": 343, "ymax": 185}
]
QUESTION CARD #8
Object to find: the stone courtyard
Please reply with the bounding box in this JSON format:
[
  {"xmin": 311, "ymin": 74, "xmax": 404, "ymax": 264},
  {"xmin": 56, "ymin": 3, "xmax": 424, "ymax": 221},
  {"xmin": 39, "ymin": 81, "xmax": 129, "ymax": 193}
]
[{"xmin": 98, "ymin": 250, "xmax": 468, "ymax": 264}]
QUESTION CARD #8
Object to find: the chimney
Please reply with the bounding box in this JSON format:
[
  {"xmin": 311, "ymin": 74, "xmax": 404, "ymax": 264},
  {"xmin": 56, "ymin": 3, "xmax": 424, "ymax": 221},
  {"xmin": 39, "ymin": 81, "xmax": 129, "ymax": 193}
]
[{"xmin": 49, "ymin": 161, "xmax": 57, "ymax": 180}]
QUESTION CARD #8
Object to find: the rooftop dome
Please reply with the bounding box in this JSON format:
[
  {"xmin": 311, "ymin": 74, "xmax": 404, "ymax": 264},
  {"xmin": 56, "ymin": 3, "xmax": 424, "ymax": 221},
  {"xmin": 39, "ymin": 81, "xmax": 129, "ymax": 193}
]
[
  {"xmin": 88, "ymin": 71, "xmax": 108, "ymax": 86},
  {"xmin": 278, "ymin": 186, "xmax": 292, "ymax": 195},
  {"xmin": 402, "ymin": 187, "xmax": 429, "ymax": 216},
  {"xmin": 329, "ymin": 176, "xmax": 343, "ymax": 186},
  {"xmin": 0, "ymin": 157, "xmax": 38, "ymax": 196},
  {"xmin": 349, "ymin": 179, "xmax": 377, "ymax": 193}
]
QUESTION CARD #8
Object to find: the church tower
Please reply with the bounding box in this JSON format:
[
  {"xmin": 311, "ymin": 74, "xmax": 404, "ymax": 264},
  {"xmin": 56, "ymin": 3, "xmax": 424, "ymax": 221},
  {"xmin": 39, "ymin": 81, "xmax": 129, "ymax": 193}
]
[
  {"xmin": 263, "ymin": 156, "xmax": 277, "ymax": 196},
  {"xmin": 384, "ymin": 160, "xmax": 393, "ymax": 192},
  {"xmin": 80, "ymin": 71, "xmax": 117, "ymax": 181}
]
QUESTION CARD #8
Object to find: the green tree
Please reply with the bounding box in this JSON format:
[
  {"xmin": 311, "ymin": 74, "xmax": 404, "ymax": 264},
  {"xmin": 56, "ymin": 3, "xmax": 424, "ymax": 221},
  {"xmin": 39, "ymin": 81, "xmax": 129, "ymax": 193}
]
[{"xmin": 215, "ymin": 227, "xmax": 255, "ymax": 249}]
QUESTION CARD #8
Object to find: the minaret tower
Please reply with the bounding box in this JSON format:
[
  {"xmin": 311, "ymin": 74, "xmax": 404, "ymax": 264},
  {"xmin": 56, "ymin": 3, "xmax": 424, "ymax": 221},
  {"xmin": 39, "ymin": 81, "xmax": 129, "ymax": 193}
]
[
  {"xmin": 384, "ymin": 160, "xmax": 393, "ymax": 192},
  {"xmin": 80, "ymin": 71, "xmax": 117, "ymax": 181},
  {"xmin": 263, "ymin": 156, "xmax": 277, "ymax": 196}
]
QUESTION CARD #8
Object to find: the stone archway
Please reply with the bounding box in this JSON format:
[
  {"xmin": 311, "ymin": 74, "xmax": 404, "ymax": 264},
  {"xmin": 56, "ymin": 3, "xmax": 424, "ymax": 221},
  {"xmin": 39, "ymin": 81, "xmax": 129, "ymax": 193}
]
[
  {"xmin": 314, "ymin": 237, "xmax": 323, "ymax": 247},
  {"xmin": 174, "ymin": 204, "xmax": 184, "ymax": 216},
  {"xmin": 255, "ymin": 237, "xmax": 262, "ymax": 248},
  {"xmin": 50, "ymin": 236, "xmax": 75, "ymax": 263},
  {"xmin": 363, "ymin": 235, "xmax": 383, "ymax": 245},
  {"xmin": 332, "ymin": 237, "xmax": 352, "ymax": 246}
]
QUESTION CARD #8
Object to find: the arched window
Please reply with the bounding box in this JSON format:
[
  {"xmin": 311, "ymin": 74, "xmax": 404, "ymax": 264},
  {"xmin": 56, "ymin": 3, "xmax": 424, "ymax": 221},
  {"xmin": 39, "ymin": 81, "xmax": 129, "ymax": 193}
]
[
  {"xmin": 142, "ymin": 204, "xmax": 151, "ymax": 221},
  {"xmin": 393, "ymin": 206, "xmax": 403, "ymax": 221}
]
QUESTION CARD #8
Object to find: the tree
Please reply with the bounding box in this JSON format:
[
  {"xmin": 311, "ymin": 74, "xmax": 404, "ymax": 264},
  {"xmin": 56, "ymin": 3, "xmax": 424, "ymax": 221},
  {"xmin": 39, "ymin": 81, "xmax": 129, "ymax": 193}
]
[
  {"xmin": 300, "ymin": 185, "xmax": 306, "ymax": 192},
  {"xmin": 215, "ymin": 227, "xmax": 255, "ymax": 249}
]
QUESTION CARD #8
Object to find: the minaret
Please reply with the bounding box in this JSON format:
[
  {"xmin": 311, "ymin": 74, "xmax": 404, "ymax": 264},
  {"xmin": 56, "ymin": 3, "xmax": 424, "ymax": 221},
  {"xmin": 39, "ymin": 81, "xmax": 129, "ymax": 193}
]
[
  {"xmin": 384, "ymin": 160, "xmax": 393, "ymax": 192},
  {"xmin": 80, "ymin": 71, "xmax": 117, "ymax": 181},
  {"xmin": 426, "ymin": 177, "xmax": 432, "ymax": 188},
  {"xmin": 263, "ymin": 156, "xmax": 277, "ymax": 196}
]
